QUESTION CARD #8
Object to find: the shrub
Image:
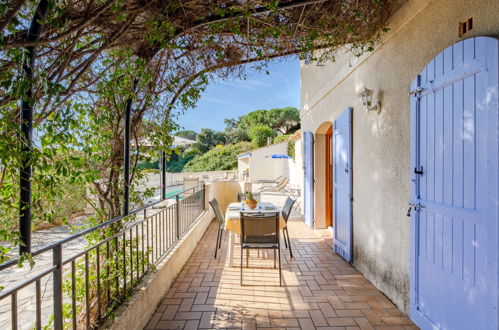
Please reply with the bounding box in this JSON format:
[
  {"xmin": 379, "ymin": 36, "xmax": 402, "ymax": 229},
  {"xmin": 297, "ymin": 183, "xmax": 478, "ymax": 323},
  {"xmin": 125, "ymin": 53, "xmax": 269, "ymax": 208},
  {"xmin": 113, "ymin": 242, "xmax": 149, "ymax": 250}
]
[
  {"xmin": 141, "ymin": 168, "xmax": 160, "ymax": 174},
  {"xmin": 273, "ymin": 134, "xmax": 291, "ymax": 144},
  {"xmin": 248, "ymin": 125, "xmax": 274, "ymax": 148},
  {"xmin": 183, "ymin": 142, "xmax": 252, "ymax": 172},
  {"xmin": 136, "ymin": 160, "xmax": 159, "ymax": 171},
  {"xmin": 287, "ymin": 140, "xmax": 296, "ymax": 159}
]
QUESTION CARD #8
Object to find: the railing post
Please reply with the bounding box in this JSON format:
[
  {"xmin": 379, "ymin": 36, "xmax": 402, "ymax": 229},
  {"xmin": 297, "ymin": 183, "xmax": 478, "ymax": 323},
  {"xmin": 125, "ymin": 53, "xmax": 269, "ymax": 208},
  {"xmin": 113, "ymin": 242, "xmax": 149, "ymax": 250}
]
[
  {"xmin": 19, "ymin": 0, "xmax": 49, "ymax": 254},
  {"xmin": 176, "ymin": 195, "xmax": 180, "ymax": 239},
  {"xmin": 53, "ymin": 245, "xmax": 63, "ymax": 330},
  {"xmin": 202, "ymin": 183, "xmax": 206, "ymax": 210},
  {"xmin": 123, "ymin": 79, "xmax": 138, "ymax": 216},
  {"xmin": 161, "ymin": 151, "xmax": 166, "ymax": 200}
]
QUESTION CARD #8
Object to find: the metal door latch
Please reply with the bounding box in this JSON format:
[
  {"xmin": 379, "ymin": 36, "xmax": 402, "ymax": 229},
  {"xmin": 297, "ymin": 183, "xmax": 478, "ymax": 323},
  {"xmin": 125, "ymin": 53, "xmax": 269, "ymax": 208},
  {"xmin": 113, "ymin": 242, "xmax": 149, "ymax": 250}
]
[
  {"xmin": 407, "ymin": 203, "xmax": 424, "ymax": 217},
  {"xmin": 409, "ymin": 87, "xmax": 424, "ymax": 96},
  {"xmin": 414, "ymin": 166, "xmax": 424, "ymax": 176}
]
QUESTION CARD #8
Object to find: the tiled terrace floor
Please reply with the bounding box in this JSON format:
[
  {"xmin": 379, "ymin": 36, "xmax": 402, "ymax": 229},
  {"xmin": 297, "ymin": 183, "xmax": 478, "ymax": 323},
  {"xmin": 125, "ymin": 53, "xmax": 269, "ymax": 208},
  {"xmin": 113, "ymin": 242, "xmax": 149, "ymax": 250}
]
[{"xmin": 145, "ymin": 215, "xmax": 417, "ymax": 330}]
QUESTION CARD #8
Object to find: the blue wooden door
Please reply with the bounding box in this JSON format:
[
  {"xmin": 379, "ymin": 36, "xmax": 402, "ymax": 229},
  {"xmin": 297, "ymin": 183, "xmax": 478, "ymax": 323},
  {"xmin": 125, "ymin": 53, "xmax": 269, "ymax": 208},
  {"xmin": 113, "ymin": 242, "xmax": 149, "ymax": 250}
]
[
  {"xmin": 410, "ymin": 37, "xmax": 498, "ymax": 330},
  {"xmin": 303, "ymin": 131, "xmax": 314, "ymax": 227},
  {"xmin": 333, "ymin": 107, "xmax": 353, "ymax": 262}
]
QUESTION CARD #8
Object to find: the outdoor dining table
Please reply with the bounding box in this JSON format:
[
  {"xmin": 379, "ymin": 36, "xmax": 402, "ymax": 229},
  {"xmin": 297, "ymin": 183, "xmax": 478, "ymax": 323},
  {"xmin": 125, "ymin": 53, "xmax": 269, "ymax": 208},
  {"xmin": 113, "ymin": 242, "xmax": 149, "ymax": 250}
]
[{"xmin": 224, "ymin": 202, "xmax": 286, "ymax": 267}]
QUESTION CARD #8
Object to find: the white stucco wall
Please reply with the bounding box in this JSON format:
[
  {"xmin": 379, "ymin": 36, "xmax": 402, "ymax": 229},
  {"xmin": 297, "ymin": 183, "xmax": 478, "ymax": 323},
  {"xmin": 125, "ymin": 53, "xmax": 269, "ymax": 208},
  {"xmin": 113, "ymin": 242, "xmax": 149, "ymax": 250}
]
[
  {"xmin": 300, "ymin": 0, "xmax": 499, "ymax": 312},
  {"xmin": 251, "ymin": 141, "xmax": 288, "ymax": 158},
  {"xmin": 293, "ymin": 138, "xmax": 304, "ymax": 210},
  {"xmin": 240, "ymin": 142, "xmax": 291, "ymax": 182},
  {"xmin": 250, "ymin": 158, "xmax": 281, "ymax": 181}
]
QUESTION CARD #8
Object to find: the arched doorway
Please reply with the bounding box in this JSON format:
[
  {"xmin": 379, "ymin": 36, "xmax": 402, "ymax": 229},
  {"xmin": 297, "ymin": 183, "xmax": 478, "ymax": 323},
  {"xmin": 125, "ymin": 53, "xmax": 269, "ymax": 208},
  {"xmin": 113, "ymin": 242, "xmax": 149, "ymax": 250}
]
[
  {"xmin": 314, "ymin": 121, "xmax": 333, "ymax": 229},
  {"xmin": 409, "ymin": 37, "xmax": 498, "ymax": 330}
]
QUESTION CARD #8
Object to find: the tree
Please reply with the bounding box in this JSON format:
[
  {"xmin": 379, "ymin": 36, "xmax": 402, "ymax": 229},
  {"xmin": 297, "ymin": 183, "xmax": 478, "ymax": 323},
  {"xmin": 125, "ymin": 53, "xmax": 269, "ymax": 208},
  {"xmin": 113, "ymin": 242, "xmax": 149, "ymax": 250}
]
[
  {"xmin": 239, "ymin": 107, "xmax": 300, "ymax": 134},
  {"xmin": 267, "ymin": 107, "xmax": 300, "ymax": 134},
  {"xmin": 194, "ymin": 128, "xmax": 227, "ymax": 153},
  {"xmin": 175, "ymin": 130, "xmax": 197, "ymax": 141},
  {"xmin": 248, "ymin": 125, "xmax": 274, "ymax": 148},
  {"xmin": 224, "ymin": 107, "xmax": 300, "ymax": 144},
  {"xmin": 239, "ymin": 110, "xmax": 272, "ymax": 130},
  {"xmin": 224, "ymin": 118, "xmax": 249, "ymax": 144}
]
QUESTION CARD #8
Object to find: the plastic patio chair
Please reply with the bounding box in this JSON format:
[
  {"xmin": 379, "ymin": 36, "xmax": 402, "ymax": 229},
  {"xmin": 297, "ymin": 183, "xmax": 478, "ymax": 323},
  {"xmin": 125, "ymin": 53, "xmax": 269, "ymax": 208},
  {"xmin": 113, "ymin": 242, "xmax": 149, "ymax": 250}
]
[
  {"xmin": 281, "ymin": 197, "xmax": 296, "ymax": 258},
  {"xmin": 240, "ymin": 212, "xmax": 282, "ymax": 286},
  {"xmin": 209, "ymin": 198, "xmax": 225, "ymax": 259}
]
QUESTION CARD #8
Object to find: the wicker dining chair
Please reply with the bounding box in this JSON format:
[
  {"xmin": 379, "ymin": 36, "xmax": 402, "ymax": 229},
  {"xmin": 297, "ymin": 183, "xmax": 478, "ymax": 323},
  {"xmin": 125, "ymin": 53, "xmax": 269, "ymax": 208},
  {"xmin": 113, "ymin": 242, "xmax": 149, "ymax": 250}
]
[
  {"xmin": 281, "ymin": 197, "xmax": 296, "ymax": 258},
  {"xmin": 209, "ymin": 198, "xmax": 225, "ymax": 259},
  {"xmin": 240, "ymin": 212, "xmax": 282, "ymax": 286}
]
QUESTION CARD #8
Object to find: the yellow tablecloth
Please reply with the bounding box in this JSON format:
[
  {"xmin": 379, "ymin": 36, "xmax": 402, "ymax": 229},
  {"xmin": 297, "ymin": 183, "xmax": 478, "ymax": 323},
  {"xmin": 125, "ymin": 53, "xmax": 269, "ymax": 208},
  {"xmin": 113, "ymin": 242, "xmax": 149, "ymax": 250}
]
[{"xmin": 224, "ymin": 202, "xmax": 285, "ymax": 235}]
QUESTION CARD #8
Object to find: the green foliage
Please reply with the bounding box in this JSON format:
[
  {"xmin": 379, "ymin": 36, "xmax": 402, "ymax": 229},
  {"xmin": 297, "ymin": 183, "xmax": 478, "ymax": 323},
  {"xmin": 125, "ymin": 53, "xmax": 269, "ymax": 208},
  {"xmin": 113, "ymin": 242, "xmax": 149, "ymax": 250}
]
[
  {"xmin": 274, "ymin": 134, "xmax": 291, "ymax": 144},
  {"xmin": 0, "ymin": 102, "xmax": 90, "ymax": 263},
  {"xmin": 137, "ymin": 160, "xmax": 159, "ymax": 171},
  {"xmin": 183, "ymin": 142, "xmax": 252, "ymax": 172},
  {"xmin": 288, "ymin": 140, "xmax": 296, "ymax": 159},
  {"xmin": 239, "ymin": 110, "xmax": 272, "ymax": 130},
  {"xmin": 224, "ymin": 107, "xmax": 300, "ymax": 144},
  {"xmin": 238, "ymin": 107, "xmax": 300, "ymax": 133},
  {"xmin": 141, "ymin": 168, "xmax": 160, "ymax": 174},
  {"xmin": 194, "ymin": 128, "xmax": 227, "ymax": 153},
  {"xmin": 224, "ymin": 118, "xmax": 250, "ymax": 144},
  {"xmin": 245, "ymin": 190, "xmax": 254, "ymax": 200},
  {"xmin": 248, "ymin": 125, "xmax": 274, "ymax": 148},
  {"xmin": 61, "ymin": 234, "xmax": 153, "ymax": 329},
  {"xmin": 167, "ymin": 153, "xmax": 196, "ymax": 173},
  {"xmin": 175, "ymin": 130, "xmax": 197, "ymax": 141}
]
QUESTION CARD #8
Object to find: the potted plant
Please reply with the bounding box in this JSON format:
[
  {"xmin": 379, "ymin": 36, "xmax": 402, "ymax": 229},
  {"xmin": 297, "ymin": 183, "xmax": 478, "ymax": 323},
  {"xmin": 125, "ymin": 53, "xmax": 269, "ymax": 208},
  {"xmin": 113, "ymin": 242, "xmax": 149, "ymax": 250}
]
[{"xmin": 244, "ymin": 191, "xmax": 258, "ymax": 209}]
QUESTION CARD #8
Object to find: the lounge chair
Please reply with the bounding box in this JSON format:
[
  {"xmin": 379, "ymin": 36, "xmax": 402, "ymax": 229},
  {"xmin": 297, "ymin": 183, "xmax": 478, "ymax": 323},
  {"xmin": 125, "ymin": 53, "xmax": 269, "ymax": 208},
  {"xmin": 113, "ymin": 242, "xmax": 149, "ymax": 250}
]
[
  {"xmin": 255, "ymin": 176, "xmax": 283, "ymax": 191},
  {"xmin": 258, "ymin": 177, "xmax": 289, "ymax": 193}
]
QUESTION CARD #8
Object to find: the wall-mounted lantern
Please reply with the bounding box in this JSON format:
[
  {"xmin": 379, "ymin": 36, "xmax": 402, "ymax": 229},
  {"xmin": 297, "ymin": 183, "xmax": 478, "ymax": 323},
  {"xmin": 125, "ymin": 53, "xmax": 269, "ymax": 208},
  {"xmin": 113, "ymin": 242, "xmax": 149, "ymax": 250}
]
[{"xmin": 359, "ymin": 86, "xmax": 381, "ymax": 113}]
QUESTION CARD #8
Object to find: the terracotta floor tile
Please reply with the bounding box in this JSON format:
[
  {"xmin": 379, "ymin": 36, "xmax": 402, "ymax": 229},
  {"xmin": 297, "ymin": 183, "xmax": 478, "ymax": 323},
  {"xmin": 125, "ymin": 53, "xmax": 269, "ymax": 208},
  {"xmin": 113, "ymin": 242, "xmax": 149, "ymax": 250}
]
[
  {"xmin": 173, "ymin": 311, "xmax": 202, "ymax": 320},
  {"xmin": 183, "ymin": 320, "xmax": 200, "ymax": 330},
  {"xmin": 145, "ymin": 211, "xmax": 416, "ymax": 330},
  {"xmin": 298, "ymin": 317, "xmax": 315, "ymax": 329},
  {"xmin": 327, "ymin": 317, "xmax": 357, "ymax": 327},
  {"xmin": 154, "ymin": 320, "xmax": 185, "ymax": 329},
  {"xmin": 161, "ymin": 305, "xmax": 179, "ymax": 321},
  {"xmin": 145, "ymin": 312, "xmax": 161, "ymax": 329},
  {"xmin": 271, "ymin": 318, "xmax": 300, "ymax": 327},
  {"xmin": 309, "ymin": 309, "xmax": 328, "ymax": 326}
]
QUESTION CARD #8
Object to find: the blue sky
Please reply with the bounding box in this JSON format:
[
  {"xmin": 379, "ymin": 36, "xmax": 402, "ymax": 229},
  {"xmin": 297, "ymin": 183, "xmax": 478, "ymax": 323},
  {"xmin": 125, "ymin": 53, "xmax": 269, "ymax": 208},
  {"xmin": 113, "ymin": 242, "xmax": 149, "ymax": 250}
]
[{"xmin": 176, "ymin": 56, "xmax": 300, "ymax": 132}]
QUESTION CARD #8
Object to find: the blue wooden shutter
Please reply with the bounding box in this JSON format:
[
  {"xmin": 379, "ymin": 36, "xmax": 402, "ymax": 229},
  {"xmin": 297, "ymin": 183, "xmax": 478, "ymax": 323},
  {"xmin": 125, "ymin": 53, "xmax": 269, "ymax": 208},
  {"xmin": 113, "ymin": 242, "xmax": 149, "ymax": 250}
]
[
  {"xmin": 409, "ymin": 37, "xmax": 498, "ymax": 330},
  {"xmin": 303, "ymin": 131, "xmax": 314, "ymax": 227},
  {"xmin": 333, "ymin": 107, "xmax": 353, "ymax": 263}
]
